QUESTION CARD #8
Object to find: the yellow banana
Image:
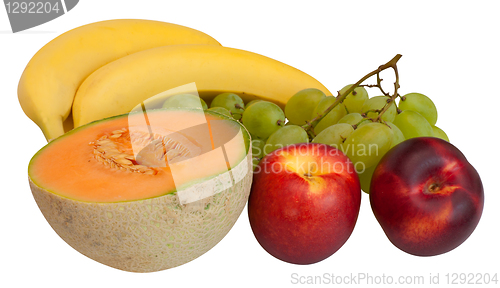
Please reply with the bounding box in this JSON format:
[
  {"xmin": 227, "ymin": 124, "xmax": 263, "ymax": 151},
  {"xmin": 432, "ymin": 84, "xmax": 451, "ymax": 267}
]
[
  {"xmin": 18, "ymin": 19, "xmax": 221, "ymax": 141},
  {"xmin": 73, "ymin": 44, "xmax": 331, "ymax": 127}
]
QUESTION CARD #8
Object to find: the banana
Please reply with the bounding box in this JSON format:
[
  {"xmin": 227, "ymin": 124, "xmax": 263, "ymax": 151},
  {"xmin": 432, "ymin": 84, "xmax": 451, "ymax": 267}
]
[
  {"xmin": 73, "ymin": 44, "xmax": 331, "ymax": 127},
  {"xmin": 18, "ymin": 19, "xmax": 221, "ymax": 141}
]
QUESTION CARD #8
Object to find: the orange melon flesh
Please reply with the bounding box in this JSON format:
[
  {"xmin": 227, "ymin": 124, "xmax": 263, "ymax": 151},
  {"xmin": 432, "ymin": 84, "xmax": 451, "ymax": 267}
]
[{"xmin": 28, "ymin": 109, "xmax": 249, "ymax": 203}]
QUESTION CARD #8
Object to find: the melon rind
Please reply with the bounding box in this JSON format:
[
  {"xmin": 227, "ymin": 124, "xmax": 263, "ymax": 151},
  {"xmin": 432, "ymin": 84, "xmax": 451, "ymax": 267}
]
[
  {"xmin": 28, "ymin": 108, "xmax": 252, "ymax": 272},
  {"xmin": 29, "ymin": 153, "xmax": 252, "ymax": 272}
]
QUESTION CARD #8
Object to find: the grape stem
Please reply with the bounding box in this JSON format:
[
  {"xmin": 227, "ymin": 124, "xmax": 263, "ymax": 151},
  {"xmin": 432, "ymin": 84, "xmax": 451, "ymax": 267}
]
[
  {"xmin": 352, "ymin": 118, "xmax": 372, "ymax": 129},
  {"xmin": 374, "ymin": 57, "xmax": 401, "ymax": 122},
  {"xmin": 301, "ymin": 54, "xmax": 402, "ymax": 135}
]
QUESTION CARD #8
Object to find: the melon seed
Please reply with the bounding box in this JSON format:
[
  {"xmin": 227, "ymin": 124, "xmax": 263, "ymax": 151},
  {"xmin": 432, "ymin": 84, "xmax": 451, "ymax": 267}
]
[{"xmin": 90, "ymin": 127, "xmax": 199, "ymax": 175}]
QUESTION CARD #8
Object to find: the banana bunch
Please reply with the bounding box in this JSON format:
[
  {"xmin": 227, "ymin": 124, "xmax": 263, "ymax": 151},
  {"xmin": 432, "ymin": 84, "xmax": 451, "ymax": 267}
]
[
  {"xmin": 18, "ymin": 19, "xmax": 221, "ymax": 141},
  {"xmin": 18, "ymin": 19, "xmax": 330, "ymax": 141}
]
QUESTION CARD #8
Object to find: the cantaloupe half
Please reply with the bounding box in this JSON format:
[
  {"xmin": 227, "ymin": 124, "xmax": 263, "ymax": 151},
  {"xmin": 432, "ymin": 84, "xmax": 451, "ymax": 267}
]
[{"xmin": 28, "ymin": 108, "xmax": 252, "ymax": 272}]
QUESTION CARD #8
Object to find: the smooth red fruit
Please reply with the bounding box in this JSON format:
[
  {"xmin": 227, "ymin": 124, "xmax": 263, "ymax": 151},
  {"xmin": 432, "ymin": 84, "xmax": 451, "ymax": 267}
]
[
  {"xmin": 248, "ymin": 143, "xmax": 361, "ymax": 264},
  {"xmin": 370, "ymin": 137, "xmax": 484, "ymax": 256}
]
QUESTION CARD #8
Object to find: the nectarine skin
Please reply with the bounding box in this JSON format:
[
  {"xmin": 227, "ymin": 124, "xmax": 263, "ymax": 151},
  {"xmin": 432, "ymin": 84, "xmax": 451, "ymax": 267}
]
[
  {"xmin": 248, "ymin": 143, "xmax": 361, "ymax": 264},
  {"xmin": 370, "ymin": 137, "xmax": 484, "ymax": 256}
]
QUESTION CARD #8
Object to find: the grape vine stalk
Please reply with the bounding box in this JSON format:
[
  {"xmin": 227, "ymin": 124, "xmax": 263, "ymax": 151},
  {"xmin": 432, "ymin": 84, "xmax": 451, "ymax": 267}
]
[{"xmin": 301, "ymin": 54, "xmax": 403, "ymax": 138}]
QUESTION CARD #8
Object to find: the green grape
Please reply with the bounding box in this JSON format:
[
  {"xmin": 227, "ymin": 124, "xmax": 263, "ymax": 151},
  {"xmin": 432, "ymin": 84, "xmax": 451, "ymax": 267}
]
[
  {"xmin": 162, "ymin": 94, "xmax": 207, "ymax": 110},
  {"xmin": 399, "ymin": 93, "xmax": 438, "ymax": 126},
  {"xmin": 312, "ymin": 123, "xmax": 354, "ymax": 149},
  {"xmin": 393, "ymin": 110, "xmax": 433, "ymax": 139},
  {"xmin": 285, "ymin": 88, "xmax": 326, "ymax": 125},
  {"xmin": 251, "ymin": 138, "xmax": 266, "ymax": 158},
  {"xmin": 357, "ymin": 163, "xmax": 377, "ymax": 194},
  {"xmin": 341, "ymin": 122, "xmax": 394, "ymax": 170},
  {"xmin": 246, "ymin": 99, "xmax": 262, "ymax": 108},
  {"xmin": 201, "ymin": 99, "xmax": 208, "ymax": 110},
  {"xmin": 252, "ymin": 157, "xmax": 261, "ymax": 171},
  {"xmin": 242, "ymin": 101, "xmax": 285, "ymax": 139},
  {"xmin": 264, "ymin": 125, "xmax": 309, "ymax": 155},
  {"xmin": 432, "ymin": 125, "xmax": 449, "ymax": 142},
  {"xmin": 386, "ymin": 121, "xmax": 405, "ymax": 148},
  {"xmin": 339, "ymin": 84, "xmax": 369, "ymax": 113},
  {"xmin": 338, "ymin": 113, "xmax": 364, "ymax": 126},
  {"xmin": 200, "ymin": 98, "xmax": 208, "ymax": 110},
  {"xmin": 311, "ymin": 97, "xmax": 347, "ymax": 134},
  {"xmin": 357, "ymin": 119, "xmax": 373, "ymax": 128},
  {"xmin": 207, "ymin": 106, "xmax": 232, "ymax": 117},
  {"xmin": 356, "ymin": 122, "xmax": 403, "ymax": 194},
  {"xmin": 361, "ymin": 96, "xmax": 397, "ymax": 122},
  {"xmin": 210, "ymin": 93, "xmax": 245, "ymax": 120}
]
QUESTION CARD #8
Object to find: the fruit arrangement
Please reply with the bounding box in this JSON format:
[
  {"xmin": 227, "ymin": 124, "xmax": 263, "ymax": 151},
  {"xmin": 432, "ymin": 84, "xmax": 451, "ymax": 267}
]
[
  {"xmin": 19, "ymin": 19, "xmax": 484, "ymax": 271},
  {"xmin": 244, "ymin": 55, "xmax": 483, "ymax": 263}
]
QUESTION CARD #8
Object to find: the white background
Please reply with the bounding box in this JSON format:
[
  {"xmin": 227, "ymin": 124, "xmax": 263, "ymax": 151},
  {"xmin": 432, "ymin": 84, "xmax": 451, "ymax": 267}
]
[{"xmin": 1, "ymin": 0, "xmax": 499, "ymax": 287}]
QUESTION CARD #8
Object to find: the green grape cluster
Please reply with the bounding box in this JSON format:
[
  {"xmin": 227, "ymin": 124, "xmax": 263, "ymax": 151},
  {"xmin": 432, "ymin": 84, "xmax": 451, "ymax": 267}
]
[
  {"xmin": 308, "ymin": 88, "xmax": 449, "ymax": 194},
  {"xmin": 161, "ymin": 88, "xmax": 449, "ymax": 183},
  {"xmin": 235, "ymin": 83, "xmax": 450, "ymax": 194}
]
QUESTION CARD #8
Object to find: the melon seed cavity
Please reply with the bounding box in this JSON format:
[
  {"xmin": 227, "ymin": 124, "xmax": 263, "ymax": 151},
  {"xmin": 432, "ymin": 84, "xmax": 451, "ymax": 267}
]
[{"xmin": 89, "ymin": 127, "xmax": 200, "ymax": 174}]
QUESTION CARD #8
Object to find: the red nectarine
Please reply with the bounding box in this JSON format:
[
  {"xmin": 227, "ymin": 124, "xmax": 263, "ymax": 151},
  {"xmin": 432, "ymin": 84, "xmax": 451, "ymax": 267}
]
[
  {"xmin": 370, "ymin": 137, "xmax": 484, "ymax": 256},
  {"xmin": 248, "ymin": 143, "xmax": 361, "ymax": 264}
]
